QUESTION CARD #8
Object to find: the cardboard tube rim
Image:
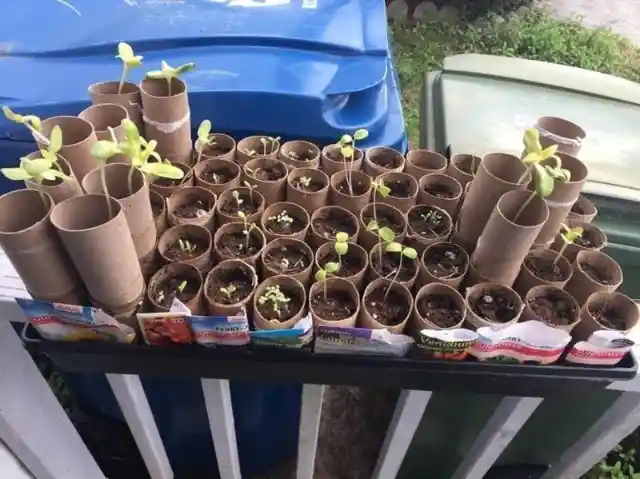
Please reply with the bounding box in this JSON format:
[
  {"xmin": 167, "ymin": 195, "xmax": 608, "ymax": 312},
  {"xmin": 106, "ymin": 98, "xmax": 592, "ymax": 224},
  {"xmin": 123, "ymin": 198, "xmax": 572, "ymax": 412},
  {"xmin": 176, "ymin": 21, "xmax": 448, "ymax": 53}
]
[
  {"xmin": 41, "ymin": 116, "xmax": 95, "ymax": 148},
  {"xmin": 0, "ymin": 189, "xmax": 52, "ymax": 235},
  {"xmin": 50, "ymin": 194, "xmax": 123, "ymax": 233}
]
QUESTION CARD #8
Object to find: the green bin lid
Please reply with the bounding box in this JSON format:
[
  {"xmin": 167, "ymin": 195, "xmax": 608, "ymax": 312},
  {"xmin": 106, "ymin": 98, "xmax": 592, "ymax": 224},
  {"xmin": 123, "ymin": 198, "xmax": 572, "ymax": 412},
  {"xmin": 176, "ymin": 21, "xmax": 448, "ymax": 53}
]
[{"xmin": 426, "ymin": 54, "xmax": 640, "ymax": 202}]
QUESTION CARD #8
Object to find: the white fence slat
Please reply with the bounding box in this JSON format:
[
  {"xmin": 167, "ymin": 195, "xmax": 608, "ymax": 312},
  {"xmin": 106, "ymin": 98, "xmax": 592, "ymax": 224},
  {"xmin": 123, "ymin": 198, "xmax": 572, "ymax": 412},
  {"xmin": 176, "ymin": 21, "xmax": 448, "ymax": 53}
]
[
  {"xmin": 106, "ymin": 374, "xmax": 173, "ymax": 479},
  {"xmin": 371, "ymin": 389, "xmax": 432, "ymax": 479},
  {"xmin": 0, "ymin": 319, "xmax": 105, "ymax": 479},
  {"xmin": 451, "ymin": 396, "xmax": 543, "ymax": 479},
  {"xmin": 297, "ymin": 384, "xmax": 325, "ymax": 479},
  {"xmin": 201, "ymin": 379, "xmax": 241, "ymax": 479},
  {"xmin": 0, "ymin": 439, "xmax": 33, "ymax": 479},
  {"xmin": 541, "ymin": 392, "xmax": 640, "ymax": 479}
]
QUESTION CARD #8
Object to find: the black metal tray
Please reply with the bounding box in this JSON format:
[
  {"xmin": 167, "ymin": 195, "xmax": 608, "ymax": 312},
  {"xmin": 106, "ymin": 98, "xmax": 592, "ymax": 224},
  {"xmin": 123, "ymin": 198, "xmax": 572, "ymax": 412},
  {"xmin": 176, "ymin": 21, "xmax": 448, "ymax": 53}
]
[{"xmin": 22, "ymin": 323, "xmax": 637, "ymax": 397}]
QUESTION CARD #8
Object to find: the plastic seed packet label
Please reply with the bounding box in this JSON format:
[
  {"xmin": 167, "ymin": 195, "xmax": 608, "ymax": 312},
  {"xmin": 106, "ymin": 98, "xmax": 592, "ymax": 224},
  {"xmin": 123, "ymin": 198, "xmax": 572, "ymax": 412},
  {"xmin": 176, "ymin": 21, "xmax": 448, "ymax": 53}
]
[
  {"xmin": 415, "ymin": 328, "xmax": 478, "ymax": 361},
  {"xmin": 250, "ymin": 314, "xmax": 313, "ymax": 348},
  {"xmin": 314, "ymin": 326, "xmax": 414, "ymax": 357},
  {"xmin": 16, "ymin": 298, "xmax": 136, "ymax": 343},
  {"xmin": 566, "ymin": 330, "xmax": 636, "ymax": 366},
  {"xmin": 469, "ymin": 321, "xmax": 572, "ymax": 364},
  {"xmin": 137, "ymin": 312, "xmax": 193, "ymax": 346},
  {"xmin": 189, "ymin": 309, "xmax": 250, "ymax": 347}
]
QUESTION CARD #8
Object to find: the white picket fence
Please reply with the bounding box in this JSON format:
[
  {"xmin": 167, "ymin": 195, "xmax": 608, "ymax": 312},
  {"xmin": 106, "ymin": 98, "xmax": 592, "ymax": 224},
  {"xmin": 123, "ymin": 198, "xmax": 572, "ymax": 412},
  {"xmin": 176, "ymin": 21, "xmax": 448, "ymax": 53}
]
[{"xmin": 2, "ymin": 248, "xmax": 640, "ymax": 479}]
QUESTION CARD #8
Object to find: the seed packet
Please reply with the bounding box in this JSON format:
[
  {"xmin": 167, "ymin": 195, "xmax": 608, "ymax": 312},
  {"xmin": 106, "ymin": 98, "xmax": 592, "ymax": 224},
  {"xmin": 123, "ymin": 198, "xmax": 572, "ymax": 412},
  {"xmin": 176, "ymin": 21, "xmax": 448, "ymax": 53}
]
[
  {"xmin": 189, "ymin": 308, "xmax": 250, "ymax": 347},
  {"xmin": 137, "ymin": 311, "xmax": 193, "ymax": 346},
  {"xmin": 314, "ymin": 326, "xmax": 414, "ymax": 357},
  {"xmin": 250, "ymin": 314, "xmax": 313, "ymax": 348},
  {"xmin": 566, "ymin": 330, "xmax": 635, "ymax": 366},
  {"xmin": 414, "ymin": 328, "xmax": 478, "ymax": 361},
  {"xmin": 16, "ymin": 298, "xmax": 135, "ymax": 343}
]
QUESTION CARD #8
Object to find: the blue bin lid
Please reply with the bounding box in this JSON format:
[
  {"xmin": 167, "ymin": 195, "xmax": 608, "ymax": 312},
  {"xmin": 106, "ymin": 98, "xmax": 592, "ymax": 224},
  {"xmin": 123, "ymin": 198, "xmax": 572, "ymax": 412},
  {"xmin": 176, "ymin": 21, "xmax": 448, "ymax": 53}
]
[{"xmin": 0, "ymin": 0, "xmax": 394, "ymax": 144}]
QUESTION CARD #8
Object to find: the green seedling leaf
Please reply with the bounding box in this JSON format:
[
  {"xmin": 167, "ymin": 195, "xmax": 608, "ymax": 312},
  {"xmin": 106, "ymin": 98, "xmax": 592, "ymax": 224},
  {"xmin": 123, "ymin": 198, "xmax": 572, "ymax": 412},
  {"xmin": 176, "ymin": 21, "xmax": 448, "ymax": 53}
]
[
  {"xmin": 378, "ymin": 227, "xmax": 395, "ymax": 243},
  {"xmin": 339, "ymin": 134, "xmax": 353, "ymax": 145},
  {"xmin": 1, "ymin": 167, "xmax": 32, "ymax": 181},
  {"xmin": 2, "ymin": 106, "xmax": 42, "ymax": 130},
  {"xmin": 177, "ymin": 280, "xmax": 187, "ymax": 293},
  {"xmin": 335, "ymin": 242, "xmax": 348, "ymax": 256},
  {"xmin": 523, "ymin": 128, "xmax": 542, "ymax": 154},
  {"xmin": 335, "ymin": 232, "xmax": 349, "ymax": 243},
  {"xmin": 175, "ymin": 62, "xmax": 197, "ymax": 75},
  {"xmin": 340, "ymin": 145, "xmax": 354, "ymax": 158},
  {"xmin": 402, "ymin": 247, "xmax": 418, "ymax": 260},
  {"xmin": 139, "ymin": 162, "xmax": 185, "ymax": 179},
  {"xmin": 91, "ymin": 140, "xmax": 121, "ymax": 161},
  {"xmin": 386, "ymin": 241, "xmax": 402, "ymax": 254},
  {"xmin": 40, "ymin": 169, "xmax": 67, "ymax": 182},
  {"xmin": 324, "ymin": 262, "xmax": 339, "ymax": 274},
  {"xmin": 116, "ymin": 42, "xmax": 143, "ymax": 67},
  {"xmin": 22, "ymin": 158, "xmax": 52, "ymax": 175},
  {"xmin": 561, "ymin": 225, "xmax": 583, "ymax": 244},
  {"xmin": 315, "ymin": 270, "xmax": 327, "ymax": 282},
  {"xmin": 49, "ymin": 126, "xmax": 63, "ymax": 154},
  {"xmin": 533, "ymin": 163, "xmax": 555, "ymax": 197},
  {"xmin": 123, "ymin": 118, "xmax": 141, "ymax": 143},
  {"xmin": 353, "ymin": 129, "xmax": 369, "ymax": 141},
  {"xmin": 376, "ymin": 183, "xmax": 391, "ymax": 197},
  {"xmin": 198, "ymin": 120, "xmax": 211, "ymax": 142},
  {"xmin": 366, "ymin": 220, "xmax": 379, "ymax": 231}
]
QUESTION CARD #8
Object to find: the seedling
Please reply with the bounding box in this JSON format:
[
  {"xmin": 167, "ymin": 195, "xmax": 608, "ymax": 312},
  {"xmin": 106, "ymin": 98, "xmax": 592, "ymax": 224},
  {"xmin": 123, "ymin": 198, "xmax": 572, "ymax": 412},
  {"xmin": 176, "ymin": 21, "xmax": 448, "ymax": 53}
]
[
  {"xmin": 338, "ymin": 128, "xmax": 368, "ymax": 196},
  {"xmin": 259, "ymin": 136, "xmax": 281, "ymax": 156},
  {"xmin": 370, "ymin": 178, "xmax": 391, "ymax": 233},
  {"xmin": 257, "ymin": 284, "xmax": 291, "ymax": 319},
  {"xmin": 367, "ymin": 225, "xmax": 395, "ymax": 271},
  {"xmin": 237, "ymin": 211, "xmax": 257, "ymax": 250},
  {"xmin": 598, "ymin": 445, "xmax": 640, "ymax": 479},
  {"xmin": 115, "ymin": 42, "xmax": 143, "ymax": 94},
  {"xmin": 177, "ymin": 280, "xmax": 188, "ymax": 294},
  {"xmin": 286, "ymin": 151, "xmax": 299, "ymax": 160},
  {"xmin": 296, "ymin": 176, "xmax": 312, "ymax": 189},
  {"xmin": 146, "ymin": 61, "xmax": 197, "ymax": 97},
  {"xmin": 243, "ymin": 181, "xmax": 258, "ymax": 205},
  {"xmin": 554, "ymin": 224, "xmax": 584, "ymax": 265},
  {"xmin": 232, "ymin": 190, "xmax": 243, "ymax": 210},
  {"xmin": 314, "ymin": 261, "xmax": 339, "ymax": 301},
  {"xmin": 268, "ymin": 210, "xmax": 294, "ymax": 228},
  {"xmin": 384, "ymin": 241, "xmax": 418, "ymax": 300},
  {"xmin": 194, "ymin": 119, "xmax": 216, "ymax": 162},
  {"xmin": 178, "ymin": 238, "xmax": 197, "ymax": 256},
  {"xmin": 334, "ymin": 231, "xmax": 349, "ymax": 269},
  {"xmin": 219, "ymin": 284, "xmax": 237, "ymax": 300},
  {"xmin": 2, "ymin": 106, "xmax": 49, "ymax": 145},
  {"xmin": 1, "ymin": 126, "xmax": 68, "ymax": 194}
]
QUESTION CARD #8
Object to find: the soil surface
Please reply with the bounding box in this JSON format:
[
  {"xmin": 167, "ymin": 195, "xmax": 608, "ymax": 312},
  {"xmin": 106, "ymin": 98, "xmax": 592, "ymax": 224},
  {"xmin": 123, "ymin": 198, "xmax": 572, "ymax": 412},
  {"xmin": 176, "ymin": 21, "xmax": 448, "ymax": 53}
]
[
  {"xmin": 408, "ymin": 206, "xmax": 451, "ymax": 238},
  {"xmin": 202, "ymin": 144, "xmax": 232, "ymax": 157},
  {"xmin": 371, "ymin": 251, "xmax": 417, "ymax": 282},
  {"xmin": 424, "ymin": 243, "xmax": 467, "ymax": 279},
  {"xmin": 150, "ymin": 198, "xmax": 164, "ymax": 218},
  {"xmin": 325, "ymin": 145, "xmax": 360, "ymax": 163},
  {"xmin": 284, "ymin": 149, "xmax": 316, "ymax": 162},
  {"xmin": 571, "ymin": 203, "xmax": 585, "ymax": 215},
  {"xmin": 422, "ymin": 182, "xmax": 454, "ymax": 198},
  {"xmin": 454, "ymin": 156, "xmax": 478, "ymax": 175},
  {"xmin": 174, "ymin": 197, "xmax": 213, "ymax": 219},
  {"xmin": 217, "ymin": 231, "xmax": 262, "ymax": 259},
  {"xmin": 471, "ymin": 291, "xmax": 518, "ymax": 324},
  {"xmin": 588, "ymin": 304, "xmax": 628, "ymax": 330},
  {"xmin": 386, "ymin": 178, "xmax": 413, "ymax": 198},
  {"xmin": 370, "ymin": 151, "xmax": 402, "ymax": 169},
  {"xmin": 264, "ymin": 243, "xmax": 311, "ymax": 275},
  {"xmin": 164, "ymin": 237, "xmax": 209, "ymax": 262},
  {"xmin": 318, "ymin": 249, "xmax": 365, "ymax": 279},
  {"xmin": 257, "ymin": 289, "xmax": 303, "ymax": 322},
  {"xmin": 312, "ymin": 212, "xmax": 357, "ymax": 240},
  {"xmin": 291, "ymin": 176, "xmax": 326, "ymax": 193},
  {"xmin": 220, "ymin": 192, "xmax": 262, "ymax": 217},
  {"xmin": 525, "ymin": 255, "xmax": 569, "ymax": 282},
  {"xmin": 153, "ymin": 175, "xmax": 187, "ymax": 187},
  {"xmin": 574, "ymin": 228, "xmax": 603, "ymax": 248},
  {"xmin": 208, "ymin": 267, "xmax": 255, "ymax": 305},
  {"xmin": 336, "ymin": 178, "xmax": 370, "ymax": 196},
  {"xmin": 363, "ymin": 209, "xmax": 404, "ymax": 234},
  {"xmin": 249, "ymin": 164, "xmax": 287, "ymax": 182},
  {"xmin": 151, "ymin": 275, "xmax": 199, "ymax": 308},
  {"xmin": 363, "ymin": 286, "xmax": 409, "ymax": 326},
  {"xmin": 417, "ymin": 294, "xmax": 463, "ymax": 328},
  {"xmin": 200, "ymin": 164, "xmax": 237, "ymax": 185},
  {"xmin": 265, "ymin": 213, "xmax": 306, "ymax": 236},
  {"xmin": 310, "ymin": 289, "xmax": 357, "ymax": 321},
  {"xmin": 528, "ymin": 293, "xmax": 577, "ymax": 326},
  {"xmin": 580, "ymin": 261, "xmax": 615, "ymax": 285}
]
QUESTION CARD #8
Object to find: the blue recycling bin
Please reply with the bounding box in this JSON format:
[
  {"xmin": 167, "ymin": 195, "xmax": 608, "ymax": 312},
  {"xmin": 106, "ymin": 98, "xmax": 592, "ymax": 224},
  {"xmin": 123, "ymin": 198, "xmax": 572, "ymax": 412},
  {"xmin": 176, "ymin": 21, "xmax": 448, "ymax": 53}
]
[{"xmin": 1, "ymin": 0, "xmax": 407, "ymax": 475}]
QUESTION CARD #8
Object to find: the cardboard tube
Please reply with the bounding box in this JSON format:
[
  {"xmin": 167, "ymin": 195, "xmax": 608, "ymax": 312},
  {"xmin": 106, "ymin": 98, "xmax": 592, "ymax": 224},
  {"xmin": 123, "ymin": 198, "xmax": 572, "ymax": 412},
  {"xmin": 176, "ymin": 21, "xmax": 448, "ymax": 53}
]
[
  {"xmin": 512, "ymin": 248, "xmax": 572, "ymax": 298},
  {"xmin": 418, "ymin": 241, "xmax": 469, "ymax": 290},
  {"xmin": 472, "ymin": 189, "xmax": 549, "ymax": 285},
  {"xmin": 194, "ymin": 159, "xmax": 241, "ymax": 196},
  {"xmin": 286, "ymin": 168, "xmax": 329, "ymax": 215},
  {"xmin": 567, "ymin": 195, "xmax": 597, "ymax": 223},
  {"xmin": 358, "ymin": 203, "xmax": 407, "ymax": 252},
  {"xmin": 550, "ymin": 220, "xmax": 607, "ymax": 263},
  {"xmin": 573, "ymin": 291, "xmax": 639, "ymax": 342},
  {"xmin": 308, "ymin": 277, "xmax": 360, "ymax": 328},
  {"xmin": 167, "ymin": 186, "xmax": 216, "ymax": 232},
  {"xmin": 521, "ymin": 285, "xmax": 581, "ymax": 332},
  {"xmin": 147, "ymin": 262, "xmax": 205, "ymax": 315},
  {"xmin": 564, "ymin": 250, "xmax": 622, "ymax": 306},
  {"xmin": 237, "ymin": 135, "xmax": 280, "ymax": 166},
  {"xmin": 82, "ymin": 163, "xmax": 156, "ymax": 260},
  {"xmin": 534, "ymin": 116, "xmax": 586, "ymax": 157},
  {"xmin": 279, "ymin": 140, "xmax": 320, "ymax": 171},
  {"xmin": 418, "ymin": 173, "xmax": 463, "ymax": 217},
  {"xmin": 465, "ymin": 282, "xmax": 523, "ymax": 330},
  {"xmin": 78, "ymin": 103, "xmax": 128, "ymax": 142},
  {"xmin": 329, "ymin": 170, "xmax": 373, "ymax": 215},
  {"xmin": 243, "ymin": 157, "xmax": 288, "ymax": 205},
  {"xmin": 0, "ymin": 190, "xmax": 84, "ymax": 304},
  {"xmin": 253, "ymin": 275, "xmax": 306, "ymax": 330},
  {"xmin": 204, "ymin": 259, "xmax": 258, "ymax": 316},
  {"xmin": 359, "ymin": 278, "xmax": 412, "ymax": 333},
  {"xmin": 363, "ymin": 147, "xmax": 406, "ymax": 178},
  {"xmin": 411, "ymin": 282, "xmax": 466, "ymax": 332},
  {"xmin": 140, "ymin": 78, "xmax": 192, "ymax": 165},
  {"xmin": 158, "ymin": 224, "xmax": 213, "ymax": 273},
  {"xmin": 39, "ymin": 116, "xmax": 98, "ymax": 182},
  {"xmin": 405, "ymin": 150, "xmax": 447, "ymax": 181},
  {"xmin": 88, "ymin": 81, "xmax": 144, "ymax": 134},
  {"xmin": 50, "ymin": 194, "xmax": 144, "ymax": 309},
  {"xmin": 377, "ymin": 172, "xmax": 418, "ymax": 214},
  {"xmin": 446, "ymin": 154, "xmax": 480, "ymax": 187},
  {"xmin": 314, "ymin": 241, "xmax": 368, "ymax": 292},
  {"xmin": 24, "ymin": 153, "xmax": 83, "ymax": 204},
  {"xmin": 261, "ymin": 237, "xmax": 314, "ymax": 286},
  {"xmin": 320, "ymin": 145, "xmax": 363, "ymax": 177},
  {"xmin": 198, "ymin": 133, "xmax": 237, "ymax": 163},
  {"xmin": 148, "ymin": 163, "xmax": 194, "ymax": 198},
  {"xmin": 260, "ymin": 201, "xmax": 310, "ymax": 242},
  {"xmin": 457, "ymin": 153, "xmax": 530, "ymax": 244}
]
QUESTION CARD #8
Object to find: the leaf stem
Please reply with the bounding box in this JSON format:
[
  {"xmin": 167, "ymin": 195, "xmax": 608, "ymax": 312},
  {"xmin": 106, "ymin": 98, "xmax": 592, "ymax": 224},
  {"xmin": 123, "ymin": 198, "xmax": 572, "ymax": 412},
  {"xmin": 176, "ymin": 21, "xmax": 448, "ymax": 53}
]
[
  {"xmin": 167, "ymin": 77, "xmax": 172, "ymax": 97},
  {"xmin": 553, "ymin": 243, "xmax": 567, "ymax": 266},
  {"xmin": 512, "ymin": 190, "xmax": 536, "ymax": 224},
  {"xmin": 384, "ymin": 254, "xmax": 403, "ymax": 301},
  {"xmin": 118, "ymin": 66, "xmax": 128, "ymax": 95},
  {"xmin": 517, "ymin": 164, "xmax": 533, "ymax": 185}
]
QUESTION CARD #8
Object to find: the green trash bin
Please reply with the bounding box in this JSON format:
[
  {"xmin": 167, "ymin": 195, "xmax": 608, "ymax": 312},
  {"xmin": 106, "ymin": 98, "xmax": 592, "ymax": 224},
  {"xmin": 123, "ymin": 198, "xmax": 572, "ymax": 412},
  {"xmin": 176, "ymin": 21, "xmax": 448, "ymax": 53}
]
[{"xmin": 399, "ymin": 53, "xmax": 640, "ymax": 478}]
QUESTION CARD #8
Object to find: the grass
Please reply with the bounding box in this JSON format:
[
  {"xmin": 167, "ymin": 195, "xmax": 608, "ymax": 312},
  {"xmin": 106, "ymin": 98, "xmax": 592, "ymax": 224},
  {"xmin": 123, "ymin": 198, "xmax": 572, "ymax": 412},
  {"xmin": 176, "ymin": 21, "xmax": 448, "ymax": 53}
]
[{"xmin": 390, "ymin": 8, "xmax": 640, "ymax": 143}]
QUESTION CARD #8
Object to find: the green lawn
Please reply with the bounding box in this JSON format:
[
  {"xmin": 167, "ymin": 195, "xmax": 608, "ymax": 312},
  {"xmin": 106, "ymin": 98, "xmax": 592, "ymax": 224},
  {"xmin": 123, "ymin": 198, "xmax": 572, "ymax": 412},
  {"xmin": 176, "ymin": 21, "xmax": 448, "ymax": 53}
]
[{"xmin": 390, "ymin": 9, "xmax": 640, "ymax": 143}]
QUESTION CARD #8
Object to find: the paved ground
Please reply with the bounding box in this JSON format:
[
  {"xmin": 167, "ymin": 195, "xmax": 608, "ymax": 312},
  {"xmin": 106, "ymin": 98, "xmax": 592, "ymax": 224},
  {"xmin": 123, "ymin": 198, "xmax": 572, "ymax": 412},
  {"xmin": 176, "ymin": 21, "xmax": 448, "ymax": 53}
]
[{"xmin": 545, "ymin": 0, "xmax": 640, "ymax": 44}]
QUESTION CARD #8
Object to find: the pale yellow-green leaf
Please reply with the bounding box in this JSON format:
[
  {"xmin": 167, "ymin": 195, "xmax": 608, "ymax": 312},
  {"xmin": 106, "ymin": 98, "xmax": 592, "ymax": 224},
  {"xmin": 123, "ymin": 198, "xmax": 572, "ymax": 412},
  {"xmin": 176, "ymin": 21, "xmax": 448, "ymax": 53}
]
[
  {"xmin": 385, "ymin": 241, "xmax": 402, "ymax": 253},
  {"xmin": 378, "ymin": 227, "xmax": 395, "ymax": 243},
  {"xmin": 523, "ymin": 128, "xmax": 542, "ymax": 154},
  {"xmin": 522, "ymin": 152, "xmax": 542, "ymax": 165},
  {"xmin": 314, "ymin": 270, "xmax": 327, "ymax": 282},
  {"xmin": 139, "ymin": 162, "xmax": 185, "ymax": 179},
  {"xmin": 175, "ymin": 62, "xmax": 196, "ymax": 75},
  {"xmin": 366, "ymin": 220, "xmax": 379, "ymax": 231},
  {"xmin": 334, "ymin": 242, "xmax": 348, "ymax": 256},
  {"xmin": 324, "ymin": 262, "xmax": 339, "ymax": 273},
  {"xmin": 2, "ymin": 106, "xmax": 18, "ymax": 122},
  {"xmin": 1, "ymin": 167, "xmax": 32, "ymax": 181},
  {"xmin": 335, "ymin": 232, "xmax": 349, "ymax": 243},
  {"xmin": 402, "ymin": 247, "xmax": 418, "ymax": 260},
  {"xmin": 23, "ymin": 158, "xmax": 52, "ymax": 175},
  {"xmin": 198, "ymin": 120, "xmax": 211, "ymax": 142},
  {"xmin": 48, "ymin": 126, "xmax": 63, "ymax": 154},
  {"xmin": 126, "ymin": 55, "xmax": 143, "ymax": 68},
  {"xmin": 540, "ymin": 144, "xmax": 558, "ymax": 159},
  {"xmin": 91, "ymin": 140, "xmax": 121, "ymax": 160},
  {"xmin": 339, "ymin": 134, "xmax": 353, "ymax": 145},
  {"xmin": 353, "ymin": 129, "xmax": 369, "ymax": 141},
  {"xmin": 117, "ymin": 42, "xmax": 135, "ymax": 62},
  {"xmin": 533, "ymin": 164, "xmax": 554, "ymax": 197},
  {"xmin": 340, "ymin": 146, "xmax": 354, "ymax": 158},
  {"xmin": 378, "ymin": 184, "xmax": 391, "ymax": 198},
  {"xmin": 145, "ymin": 70, "xmax": 165, "ymax": 80}
]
